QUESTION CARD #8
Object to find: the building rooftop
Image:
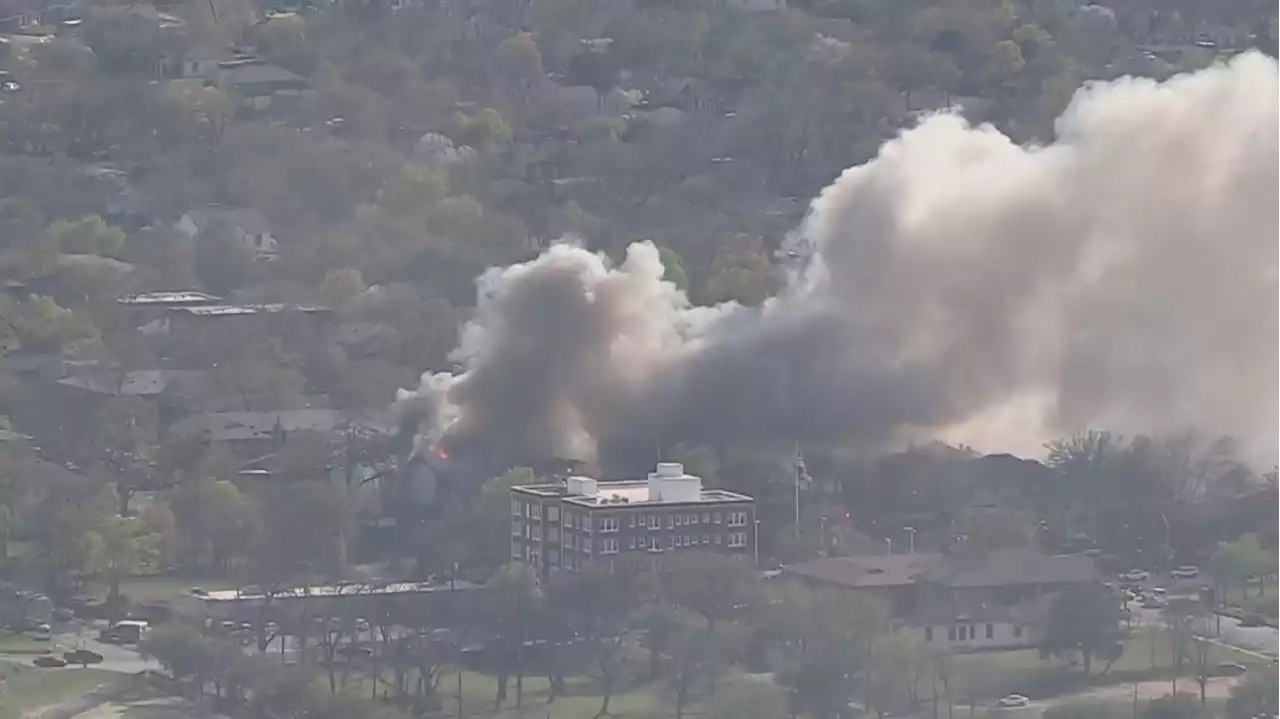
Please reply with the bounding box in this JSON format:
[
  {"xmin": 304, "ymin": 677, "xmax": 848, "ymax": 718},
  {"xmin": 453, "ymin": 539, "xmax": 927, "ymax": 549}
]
[
  {"xmin": 170, "ymin": 408, "xmax": 393, "ymax": 442},
  {"xmin": 782, "ymin": 553, "xmax": 946, "ymax": 589},
  {"xmin": 195, "ymin": 579, "xmax": 483, "ymax": 603},
  {"xmin": 514, "ymin": 477, "xmax": 753, "ymax": 508},
  {"xmin": 170, "ymin": 303, "xmax": 331, "ymax": 317},
  {"xmin": 117, "ymin": 291, "xmax": 222, "ymax": 306}
]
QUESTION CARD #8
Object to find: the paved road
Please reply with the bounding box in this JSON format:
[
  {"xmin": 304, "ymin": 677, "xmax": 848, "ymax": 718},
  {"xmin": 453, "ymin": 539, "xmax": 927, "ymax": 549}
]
[
  {"xmin": 62, "ymin": 696, "xmax": 227, "ymax": 719},
  {"xmin": 1128, "ymin": 605, "xmax": 1278, "ymax": 658}
]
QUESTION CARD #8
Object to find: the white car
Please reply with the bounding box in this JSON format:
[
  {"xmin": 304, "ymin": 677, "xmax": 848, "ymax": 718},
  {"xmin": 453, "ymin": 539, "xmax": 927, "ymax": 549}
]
[
  {"xmin": 1122, "ymin": 569, "xmax": 1151, "ymax": 582},
  {"xmin": 1171, "ymin": 565, "xmax": 1200, "ymax": 579},
  {"xmin": 997, "ymin": 694, "xmax": 1031, "ymax": 709}
]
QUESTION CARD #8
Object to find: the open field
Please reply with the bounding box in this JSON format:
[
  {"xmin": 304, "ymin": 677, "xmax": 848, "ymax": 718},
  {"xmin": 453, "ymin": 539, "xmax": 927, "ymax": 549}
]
[{"xmin": 0, "ymin": 661, "xmax": 115, "ymax": 719}]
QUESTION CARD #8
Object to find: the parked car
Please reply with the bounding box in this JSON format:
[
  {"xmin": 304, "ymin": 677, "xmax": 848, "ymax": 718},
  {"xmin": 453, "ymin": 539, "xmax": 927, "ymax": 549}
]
[
  {"xmin": 1239, "ymin": 613, "xmax": 1268, "ymax": 627},
  {"xmin": 997, "ymin": 694, "xmax": 1031, "ymax": 709},
  {"xmin": 1171, "ymin": 565, "xmax": 1200, "ymax": 579},
  {"xmin": 1122, "ymin": 569, "xmax": 1151, "ymax": 582},
  {"xmin": 1215, "ymin": 662, "xmax": 1248, "ymax": 676},
  {"xmin": 32, "ymin": 655, "xmax": 67, "ymax": 668},
  {"xmin": 63, "ymin": 649, "xmax": 103, "ymax": 666}
]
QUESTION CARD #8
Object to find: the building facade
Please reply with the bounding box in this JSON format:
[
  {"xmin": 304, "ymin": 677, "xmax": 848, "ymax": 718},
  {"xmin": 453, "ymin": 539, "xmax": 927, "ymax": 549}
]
[{"xmin": 511, "ymin": 462, "xmax": 756, "ymax": 576}]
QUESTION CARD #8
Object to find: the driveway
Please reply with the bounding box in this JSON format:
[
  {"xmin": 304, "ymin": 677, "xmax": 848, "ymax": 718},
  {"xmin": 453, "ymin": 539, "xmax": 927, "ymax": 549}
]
[{"xmin": 48, "ymin": 625, "xmax": 161, "ymax": 675}]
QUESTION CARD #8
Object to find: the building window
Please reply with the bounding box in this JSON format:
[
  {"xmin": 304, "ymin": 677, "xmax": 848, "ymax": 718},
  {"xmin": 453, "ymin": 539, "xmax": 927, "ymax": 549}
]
[
  {"xmin": 600, "ymin": 538, "xmax": 619, "ymax": 554},
  {"xmin": 547, "ymin": 506, "xmax": 559, "ymax": 522},
  {"xmin": 714, "ymin": 534, "xmax": 721, "ymax": 545},
  {"xmin": 529, "ymin": 503, "xmax": 540, "ymax": 520},
  {"xmin": 648, "ymin": 515, "xmax": 661, "ymax": 530},
  {"xmin": 512, "ymin": 499, "xmax": 522, "ymax": 516},
  {"xmin": 713, "ymin": 512, "xmax": 722, "ymax": 524},
  {"xmin": 512, "ymin": 542, "xmax": 521, "ymax": 559},
  {"xmin": 968, "ymin": 625, "xmax": 976, "ymax": 641},
  {"xmin": 1013, "ymin": 625, "xmax": 1023, "ymax": 638},
  {"xmin": 986, "ymin": 624, "xmax": 994, "ymax": 640},
  {"xmin": 947, "ymin": 626, "xmax": 956, "ymax": 641},
  {"xmin": 702, "ymin": 513, "xmax": 710, "ymax": 524},
  {"xmin": 512, "ymin": 521, "xmax": 522, "ymax": 537},
  {"xmin": 583, "ymin": 516, "xmax": 592, "ymax": 531},
  {"xmin": 629, "ymin": 537, "xmax": 637, "ymax": 550},
  {"xmin": 667, "ymin": 515, "xmax": 675, "ymax": 529},
  {"xmin": 531, "ymin": 525, "xmax": 541, "ymax": 540},
  {"xmin": 667, "ymin": 536, "xmax": 675, "ymax": 549},
  {"xmin": 925, "ymin": 627, "xmax": 933, "ymax": 642},
  {"xmin": 676, "ymin": 515, "xmax": 684, "ymax": 526},
  {"xmin": 599, "ymin": 517, "xmax": 619, "ymax": 533},
  {"xmin": 702, "ymin": 534, "xmax": 710, "ymax": 544},
  {"xmin": 629, "ymin": 515, "xmax": 637, "ymax": 528}
]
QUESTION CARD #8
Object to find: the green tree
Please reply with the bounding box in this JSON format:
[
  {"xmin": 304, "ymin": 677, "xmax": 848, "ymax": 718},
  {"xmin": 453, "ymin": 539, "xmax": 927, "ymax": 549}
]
[
  {"xmin": 958, "ymin": 507, "xmax": 1040, "ymax": 553},
  {"xmin": 658, "ymin": 245, "xmax": 690, "ymax": 293},
  {"xmin": 455, "ymin": 109, "xmax": 512, "ymax": 155},
  {"xmin": 169, "ymin": 477, "xmax": 251, "ymax": 574},
  {"xmin": 96, "ymin": 514, "xmax": 158, "ymax": 615},
  {"xmin": 1225, "ymin": 667, "xmax": 1278, "ymax": 719},
  {"xmin": 448, "ymin": 467, "xmax": 536, "ymax": 576},
  {"xmin": 319, "ymin": 267, "xmax": 368, "ymax": 308},
  {"xmin": 86, "ymin": 395, "xmax": 160, "ymax": 516},
  {"xmin": 1040, "ymin": 584, "xmax": 1125, "ymax": 673},
  {"xmin": 45, "ymin": 216, "xmax": 127, "ymax": 256},
  {"xmin": 1143, "ymin": 694, "xmax": 1205, "ymax": 719},
  {"xmin": 702, "ymin": 234, "xmax": 778, "ymax": 306},
  {"xmin": 497, "ymin": 32, "xmax": 544, "ymax": 106},
  {"xmin": 1213, "ymin": 533, "xmax": 1274, "ymax": 602},
  {"xmin": 193, "ymin": 218, "xmax": 256, "ymax": 295},
  {"xmin": 488, "ymin": 562, "xmax": 541, "ymax": 708}
]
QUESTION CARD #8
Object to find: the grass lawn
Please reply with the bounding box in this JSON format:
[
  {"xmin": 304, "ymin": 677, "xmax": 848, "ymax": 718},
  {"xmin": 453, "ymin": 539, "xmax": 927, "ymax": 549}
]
[
  {"xmin": 951, "ymin": 627, "xmax": 1267, "ymax": 700},
  {"xmin": 1220, "ymin": 580, "xmax": 1278, "ymax": 609},
  {"xmin": 0, "ymin": 661, "xmax": 116, "ymax": 719},
  {"xmin": 0, "ymin": 632, "xmax": 64, "ymax": 655},
  {"xmin": 82, "ymin": 575, "xmax": 238, "ymax": 604},
  {"xmin": 322, "ymin": 666, "xmax": 682, "ymax": 719}
]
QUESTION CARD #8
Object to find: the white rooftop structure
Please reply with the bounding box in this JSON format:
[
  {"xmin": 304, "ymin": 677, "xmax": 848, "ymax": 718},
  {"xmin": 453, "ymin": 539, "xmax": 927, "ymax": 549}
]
[{"xmin": 516, "ymin": 461, "xmax": 752, "ymax": 507}]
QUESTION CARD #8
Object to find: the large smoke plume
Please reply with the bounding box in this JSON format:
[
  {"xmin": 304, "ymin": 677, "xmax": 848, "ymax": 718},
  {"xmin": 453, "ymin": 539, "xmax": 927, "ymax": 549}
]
[{"xmin": 398, "ymin": 53, "xmax": 1279, "ymax": 467}]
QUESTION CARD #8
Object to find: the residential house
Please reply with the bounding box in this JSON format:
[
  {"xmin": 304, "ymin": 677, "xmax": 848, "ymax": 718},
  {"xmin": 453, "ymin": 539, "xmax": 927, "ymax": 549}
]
[
  {"xmin": 511, "ymin": 462, "xmax": 757, "ymax": 578},
  {"xmin": 117, "ymin": 291, "xmax": 223, "ymax": 330},
  {"xmin": 175, "ymin": 206, "xmax": 279, "ymax": 261},
  {"xmin": 783, "ymin": 548, "xmax": 1103, "ymax": 652},
  {"xmin": 155, "ymin": 42, "xmax": 235, "ymax": 80},
  {"xmin": 169, "ymin": 408, "xmax": 393, "ymax": 463},
  {"xmin": 214, "ymin": 58, "xmax": 309, "ymax": 111},
  {"xmin": 51, "ymin": 368, "xmax": 231, "ymax": 439},
  {"xmin": 780, "ymin": 553, "xmax": 946, "ymax": 616}
]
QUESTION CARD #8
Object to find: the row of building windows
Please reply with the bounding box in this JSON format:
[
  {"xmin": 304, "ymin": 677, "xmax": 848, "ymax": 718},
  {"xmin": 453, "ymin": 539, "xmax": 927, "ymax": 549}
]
[
  {"xmin": 923, "ymin": 623, "xmax": 1023, "ymax": 643},
  {"xmin": 515, "ymin": 531, "xmax": 750, "ymax": 557},
  {"xmin": 514, "ymin": 501, "xmax": 748, "ymax": 533}
]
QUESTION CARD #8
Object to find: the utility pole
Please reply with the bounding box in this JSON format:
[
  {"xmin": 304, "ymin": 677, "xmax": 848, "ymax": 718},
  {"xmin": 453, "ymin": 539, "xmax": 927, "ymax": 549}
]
[
  {"xmin": 793, "ymin": 442, "xmax": 801, "ymax": 538},
  {"xmin": 904, "ymin": 527, "xmax": 917, "ymax": 555}
]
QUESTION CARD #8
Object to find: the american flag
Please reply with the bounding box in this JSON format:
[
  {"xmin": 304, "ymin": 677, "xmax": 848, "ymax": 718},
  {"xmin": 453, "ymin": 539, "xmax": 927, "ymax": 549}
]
[{"xmin": 795, "ymin": 452, "xmax": 812, "ymax": 485}]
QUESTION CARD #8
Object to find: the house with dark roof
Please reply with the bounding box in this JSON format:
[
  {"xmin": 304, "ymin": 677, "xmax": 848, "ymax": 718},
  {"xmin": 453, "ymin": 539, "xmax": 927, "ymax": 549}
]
[
  {"xmin": 782, "ymin": 548, "xmax": 1103, "ymax": 651},
  {"xmin": 169, "ymin": 408, "xmax": 393, "ymax": 461}
]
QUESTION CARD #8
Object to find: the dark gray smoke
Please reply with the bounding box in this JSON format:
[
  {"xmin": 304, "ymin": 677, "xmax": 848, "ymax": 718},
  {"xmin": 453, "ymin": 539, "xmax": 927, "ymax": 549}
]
[{"xmin": 398, "ymin": 53, "xmax": 1279, "ymax": 466}]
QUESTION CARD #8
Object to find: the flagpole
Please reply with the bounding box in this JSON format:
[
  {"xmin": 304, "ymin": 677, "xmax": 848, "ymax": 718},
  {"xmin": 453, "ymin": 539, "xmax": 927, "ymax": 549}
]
[{"xmin": 794, "ymin": 442, "xmax": 801, "ymax": 538}]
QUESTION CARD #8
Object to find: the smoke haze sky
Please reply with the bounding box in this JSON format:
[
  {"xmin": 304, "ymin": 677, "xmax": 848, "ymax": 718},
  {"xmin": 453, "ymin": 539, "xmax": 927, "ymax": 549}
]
[{"xmin": 398, "ymin": 52, "xmax": 1279, "ymax": 467}]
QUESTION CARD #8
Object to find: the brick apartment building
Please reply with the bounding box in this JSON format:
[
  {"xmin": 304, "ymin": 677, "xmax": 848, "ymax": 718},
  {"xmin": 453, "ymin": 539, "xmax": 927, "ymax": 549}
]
[{"xmin": 511, "ymin": 462, "xmax": 756, "ymax": 575}]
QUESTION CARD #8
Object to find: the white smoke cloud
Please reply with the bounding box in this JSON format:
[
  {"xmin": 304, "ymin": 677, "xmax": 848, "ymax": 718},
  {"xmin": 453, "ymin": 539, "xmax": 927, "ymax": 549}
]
[{"xmin": 401, "ymin": 52, "xmax": 1279, "ymax": 467}]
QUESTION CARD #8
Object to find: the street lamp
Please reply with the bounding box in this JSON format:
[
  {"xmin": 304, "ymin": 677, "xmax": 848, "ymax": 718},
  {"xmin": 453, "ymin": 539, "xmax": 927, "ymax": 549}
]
[
  {"xmin": 885, "ymin": 537, "xmax": 892, "ymax": 556},
  {"xmin": 903, "ymin": 527, "xmax": 916, "ymax": 555}
]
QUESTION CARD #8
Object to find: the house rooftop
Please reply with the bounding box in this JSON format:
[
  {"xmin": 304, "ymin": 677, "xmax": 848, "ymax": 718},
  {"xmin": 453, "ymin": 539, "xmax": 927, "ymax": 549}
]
[
  {"xmin": 170, "ymin": 303, "xmax": 331, "ymax": 317},
  {"xmin": 782, "ymin": 553, "xmax": 946, "ymax": 589},
  {"xmin": 195, "ymin": 579, "xmax": 483, "ymax": 603},
  {"xmin": 170, "ymin": 408, "xmax": 392, "ymax": 442},
  {"xmin": 513, "ymin": 478, "xmax": 753, "ymax": 507},
  {"xmin": 117, "ymin": 291, "xmax": 223, "ymax": 306}
]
